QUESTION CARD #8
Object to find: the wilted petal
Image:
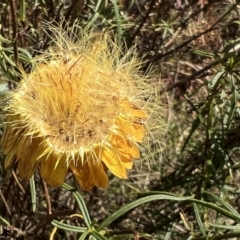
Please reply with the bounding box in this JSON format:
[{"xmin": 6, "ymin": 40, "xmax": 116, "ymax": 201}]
[
  {"xmin": 70, "ymin": 158, "xmax": 109, "ymax": 191},
  {"xmin": 40, "ymin": 153, "xmax": 68, "ymax": 187},
  {"xmin": 1, "ymin": 115, "xmax": 23, "ymax": 154},
  {"xmin": 17, "ymin": 137, "xmax": 42, "ymax": 180},
  {"xmin": 4, "ymin": 145, "xmax": 17, "ymax": 169}
]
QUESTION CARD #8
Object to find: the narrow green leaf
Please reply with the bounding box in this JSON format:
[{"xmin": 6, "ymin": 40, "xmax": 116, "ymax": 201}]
[
  {"xmin": 192, "ymin": 232, "xmax": 240, "ymax": 240},
  {"xmin": 209, "ymin": 223, "xmax": 240, "ymax": 230},
  {"xmin": 208, "ymin": 70, "xmax": 225, "ymax": 90},
  {"xmin": 110, "ymin": 0, "xmax": 122, "ymax": 46},
  {"xmin": 0, "ymin": 57, "xmax": 7, "ymax": 71},
  {"xmin": 0, "ymin": 215, "xmax": 10, "ymax": 225},
  {"xmin": 29, "ymin": 176, "xmax": 36, "ymax": 212},
  {"xmin": 20, "ymin": 0, "xmax": 26, "ymax": 22},
  {"xmin": 190, "ymin": 49, "xmax": 215, "ymax": 58},
  {"xmin": 109, "ymin": 233, "xmax": 152, "ymax": 240},
  {"xmin": 0, "ymin": 34, "xmax": 12, "ymax": 44},
  {"xmin": 85, "ymin": 12, "xmax": 100, "ymax": 31},
  {"xmin": 180, "ymin": 106, "xmax": 206, "ymax": 153},
  {"xmin": 2, "ymin": 51, "xmax": 16, "ymax": 67},
  {"xmin": 17, "ymin": 47, "xmax": 33, "ymax": 62},
  {"xmin": 78, "ymin": 230, "xmax": 89, "ymax": 240},
  {"xmin": 193, "ymin": 203, "xmax": 206, "ymax": 236},
  {"xmin": 63, "ymin": 184, "xmax": 92, "ymax": 227},
  {"xmin": 203, "ymin": 191, "xmax": 240, "ymax": 216},
  {"xmin": 92, "ymin": 230, "xmax": 109, "ymax": 240},
  {"xmin": 97, "ymin": 194, "xmax": 193, "ymax": 231},
  {"xmin": 189, "ymin": 198, "xmax": 240, "ymax": 222},
  {"xmin": 51, "ymin": 220, "xmax": 87, "ymax": 233}
]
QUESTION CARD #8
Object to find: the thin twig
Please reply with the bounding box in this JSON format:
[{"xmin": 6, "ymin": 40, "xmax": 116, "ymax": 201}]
[
  {"xmin": 0, "ymin": 190, "xmax": 11, "ymax": 215},
  {"xmin": 12, "ymin": 169, "xmax": 25, "ymax": 194},
  {"xmin": 165, "ymin": 60, "xmax": 218, "ymax": 92},
  {"xmin": 42, "ymin": 179, "xmax": 52, "ymax": 215}
]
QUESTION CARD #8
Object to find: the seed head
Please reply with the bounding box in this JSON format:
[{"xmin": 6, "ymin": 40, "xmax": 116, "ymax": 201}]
[{"xmin": 1, "ymin": 23, "xmax": 165, "ymax": 190}]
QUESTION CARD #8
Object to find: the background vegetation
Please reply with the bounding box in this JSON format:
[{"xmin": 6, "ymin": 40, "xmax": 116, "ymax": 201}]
[{"xmin": 1, "ymin": 0, "xmax": 240, "ymax": 239}]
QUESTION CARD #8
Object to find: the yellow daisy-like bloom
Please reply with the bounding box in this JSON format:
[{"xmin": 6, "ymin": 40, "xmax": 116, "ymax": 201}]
[{"xmin": 1, "ymin": 24, "xmax": 163, "ymax": 191}]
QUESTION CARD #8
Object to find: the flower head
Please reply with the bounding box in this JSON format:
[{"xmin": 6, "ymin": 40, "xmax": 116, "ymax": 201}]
[{"xmin": 1, "ymin": 23, "xmax": 165, "ymax": 191}]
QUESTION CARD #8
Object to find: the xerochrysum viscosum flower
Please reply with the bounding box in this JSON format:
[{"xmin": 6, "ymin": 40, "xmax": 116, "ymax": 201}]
[{"xmin": 1, "ymin": 24, "xmax": 165, "ymax": 191}]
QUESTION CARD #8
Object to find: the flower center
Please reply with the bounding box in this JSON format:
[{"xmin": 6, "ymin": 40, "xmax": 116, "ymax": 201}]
[{"xmin": 21, "ymin": 58, "xmax": 126, "ymax": 153}]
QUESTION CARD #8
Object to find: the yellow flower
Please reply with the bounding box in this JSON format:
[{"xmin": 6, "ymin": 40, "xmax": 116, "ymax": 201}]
[{"xmin": 1, "ymin": 24, "xmax": 164, "ymax": 191}]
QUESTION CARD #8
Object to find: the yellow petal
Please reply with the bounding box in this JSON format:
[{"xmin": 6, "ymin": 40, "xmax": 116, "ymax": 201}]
[
  {"xmin": 115, "ymin": 116, "xmax": 145, "ymax": 142},
  {"xmin": 120, "ymin": 99, "xmax": 147, "ymax": 118},
  {"xmin": 40, "ymin": 153, "xmax": 68, "ymax": 187},
  {"xmin": 96, "ymin": 146, "xmax": 128, "ymax": 179},
  {"xmin": 122, "ymin": 161, "xmax": 133, "ymax": 169},
  {"xmin": 88, "ymin": 161, "xmax": 109, "ymax": 189},
  {"xmin": 17, "ymin": 137, "xmax": 42, "ymax": 180},
  {"xmin": 117, "ymin": 152, "xmax": 133, "ymax": 169},
  {"xmin": 109, "ymin": 134, "xmax": 140, "ymax": 158}
]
